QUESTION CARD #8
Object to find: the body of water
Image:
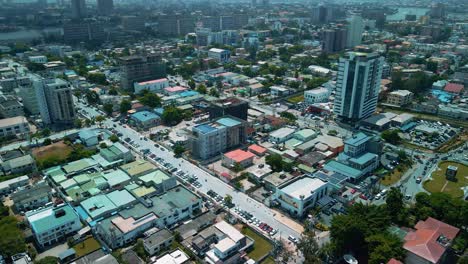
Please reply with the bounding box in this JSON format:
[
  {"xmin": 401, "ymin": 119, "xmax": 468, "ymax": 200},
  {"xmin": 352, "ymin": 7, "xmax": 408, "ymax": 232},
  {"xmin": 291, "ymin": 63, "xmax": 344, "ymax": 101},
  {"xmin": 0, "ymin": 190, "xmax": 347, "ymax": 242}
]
[{"xmin": 386, "ymin": 7, "xmax": 430, "ymax": 21}]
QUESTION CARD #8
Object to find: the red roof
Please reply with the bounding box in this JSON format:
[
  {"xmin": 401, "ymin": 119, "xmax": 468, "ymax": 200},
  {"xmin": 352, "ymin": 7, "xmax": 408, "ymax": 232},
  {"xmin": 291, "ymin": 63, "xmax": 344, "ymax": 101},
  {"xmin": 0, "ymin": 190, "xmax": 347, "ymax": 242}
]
[
  {"xmin": 403, "ymin": 217, "xmax": 460, "ymax": 264},
  {"xmin": 444, "ymin": 83, "xmax": 464, "ymax": 94},
  {"xmin": 164, "ymin": 86, "xmax": 187, "ymax": 93},
  {"xmin": 248, "ymin": 144, "xmax": 267, "ymax": 154},
  {"xmin": 387, "ymin": 258, "xmax": 403, "ymax": 264},
  {"xmin": 138, "ymin": 78, "xmax": 168, "ymax": 85},
  {"xmin": 224, "ymin": 149, "xmax": 255, "ymax": 163}
]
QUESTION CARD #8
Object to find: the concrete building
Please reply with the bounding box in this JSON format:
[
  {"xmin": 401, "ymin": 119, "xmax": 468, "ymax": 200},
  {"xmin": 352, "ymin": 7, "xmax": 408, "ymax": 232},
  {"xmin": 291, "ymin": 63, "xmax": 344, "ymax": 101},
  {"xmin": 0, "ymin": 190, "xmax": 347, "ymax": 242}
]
[
  {"xmin": 0, "ymin": 116, "xmax": 30, "ymax": 138},
  {"xmin": 222, "ymin": 149, "xmax": 255, "ymax": 169},
  {"xmin": 191, "ymin": 116, "xmax": 247, "ymax": 160},
  {"xmin": 129, "ymin": 111, "xmax": 161, "ymax": 130},
  {"xmin": 26, "ymin": 204, "xmax": 81, "ymax": 248},
  {"xmin": 0, "ymin": 154, "xmax": 36, "ymax": 175},
  {"xmin": 0, "ymin": 95, "xmax": 24, "ymax": 118},
  {"xmin": 122, "ymin": 16, "xmax": 145, "ymax": 31},
  {"xmin": 143, "ymin": 229, "xmax": 174, "ymax": 256},
  {"xmin": 33, "ymin": 77, "xmax": 76, "ymax": 125},
  {"xmin": 63, "ymin": 22, "xmax": 105, "ymax": 43},
  {"xmin": 11, "ymin": 181, "xmax": 51, "ymax": 211},
  {"xmin": 71, "ymin": 0, "xmax": 86, "ymax": 19},
  {"xmin": 208, "ymin": 48, "xmax": 230, "ymax": 63},
  {"xmin": 28, "ymin": 55, "xmax": 48, "ymax": 64},
  {"xmin": 272, "ymin": 176, "xmax": 329, "ymax": 217},
  {"xmin": 304, "ymin": 87, "xmax": 331, "ymax": 105},
  {"xmin": 322, "ymin": 27, "xmax": 347, "ymax": 53},
  {"xmin": 269, "ymin": 127, "xmax": 295, "ymax": 144},
  {"xmin": 119, "ymin": 55, "xmax": 166, "ymax": 92},
  {"xmin": 333, "ymin": 52, "xmax": 383, "ymax": 123},
  {"xmin": 97, "ymin": 0, "xmax": 114, "ymax": 15},
  {"xmin": 133, "ymin": 78, "xmax": 169, "ymax": 94},
  {"xmin": 386, "ymin": 90, "xmax": 414, "ymax": 107},
  {"xmin": 208, "ymin": 97, "xmax": 249, "ymax": 121},
  {"xmin": 0, "ymin": 175, "xmax": 29, "ymax": 196},
  {"xmin": 346, "ymin": 15, "xmax": 364, "ymax": 48}
]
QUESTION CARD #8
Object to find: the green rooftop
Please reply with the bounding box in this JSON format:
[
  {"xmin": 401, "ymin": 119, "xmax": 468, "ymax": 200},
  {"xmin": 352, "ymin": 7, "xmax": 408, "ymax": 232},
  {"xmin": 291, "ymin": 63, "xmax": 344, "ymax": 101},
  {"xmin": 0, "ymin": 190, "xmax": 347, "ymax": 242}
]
[
  {"xmin": 139, "ymin": 170, "xmax": 171, "ymax": 185},
  {"xmin": 27, "ymin": 204, "xmax": 80, "ymax": 234}
]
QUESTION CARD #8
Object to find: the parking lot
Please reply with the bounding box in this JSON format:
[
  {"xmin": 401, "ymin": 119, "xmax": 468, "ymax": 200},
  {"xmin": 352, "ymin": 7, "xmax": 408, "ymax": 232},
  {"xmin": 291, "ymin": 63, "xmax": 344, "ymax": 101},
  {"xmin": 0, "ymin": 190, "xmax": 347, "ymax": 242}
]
[{"xmin": 404, "ymin": 120, "xmax": 460, "ymax": 150}]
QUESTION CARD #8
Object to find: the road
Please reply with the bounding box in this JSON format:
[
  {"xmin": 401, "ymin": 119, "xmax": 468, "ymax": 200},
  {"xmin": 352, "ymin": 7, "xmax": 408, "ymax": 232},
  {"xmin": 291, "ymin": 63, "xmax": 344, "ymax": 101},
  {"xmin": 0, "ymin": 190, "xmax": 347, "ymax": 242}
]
[{"xmin": 76, "ymin": 101, "xmax": 303, "ymax": 242}]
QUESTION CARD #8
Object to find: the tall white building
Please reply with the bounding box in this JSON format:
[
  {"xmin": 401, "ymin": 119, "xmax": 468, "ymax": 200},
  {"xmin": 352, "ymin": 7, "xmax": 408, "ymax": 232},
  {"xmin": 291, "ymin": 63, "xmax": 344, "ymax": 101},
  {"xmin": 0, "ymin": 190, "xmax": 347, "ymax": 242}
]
[
  {"xmin": 32, "ymin": 76, "xmax": 76, "ymax": 125},
  {"xmin": 346, "ymin": 15, "xmax": 364, "ymax": 48},
  {"xmin": 333, "ymin": 52, "xmax": 383, "ymax": 123}
]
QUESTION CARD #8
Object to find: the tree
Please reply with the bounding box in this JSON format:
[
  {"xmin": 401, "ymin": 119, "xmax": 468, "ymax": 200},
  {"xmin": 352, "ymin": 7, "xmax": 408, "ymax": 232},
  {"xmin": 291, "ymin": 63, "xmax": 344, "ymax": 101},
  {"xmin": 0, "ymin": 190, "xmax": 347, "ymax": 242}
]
[
  {"xmin": 366, "ymin": 233, "xmax": 404, "ymax": 264},
  {"xmin": 138, "ymin": 92, "xmax": 161, "ymax": 108},
  {"xmin": 108, "ymin": 88, "xmax": 118, "ymax": 95},
  {"xmin": 103, "ymin": 103, "xmax": 114, "ymax": 116},
  {"xmin": 385, "ymin": 187, "xmax": 406, "ymax": 224},
  {"xmin": 34, "ymin": 256, "xmax": 58, "ymax": 264},
  {"xmin": 426, "ymin": 61, "xmax": 438, "ymax": 73},
  {"xmin": 196, "ymin": 84, "xmax": 207, "ymax": 94},
  {"xmin": 74, "ymin": 119, "xmax": 82, "ymax": 128},
  {"xmin": 41, "ymin": 128, "xmax": 51, "ymax": 137},
  {"xmin": 43, "ymin": 138, "xmax": 52, "ymax": 146},
  {"xmin": 188, "ymin": 79, "xmax": 196, "ymax": 89},
  {"xmin": 85, "ymin": 90, "xmax": 100, "ymax": 105},
  {"xmin": 280, "ymin": 111, "xmax": 297, "ymax": 122},
  {"xmin": 119, "ymin": 99, "xmax": 131, "ymax": 114},
  {"xmin": 109, "ymin": 134, "xmax": 119, "ymax": 143},
  {"xmin": 234, "ymin": 181, "xmax": 243, "ymax": 190},
  {"xmin": 87, "ymin": 73, "xmax": 108, "ymax": 85},
  {"xmin": 224, "ymin": 194, "xmax": 233, "ymax": 205},
  {"xmin": 95, "ymin": 115, "xmax": 105, "ymax": 125},
  {"xmin": 232, "ymin": 162, "xmax": 243, "ymax": 172},
  {"xmin": 297, "ymin": 229, "xmax": 321, "ymax": 264},
  {"xmin": 265, "ymin": 154, "xmax": 283, "ymax": 172},
  {"xmin": 26, "ymin": 62, "xmax": 45, "ymax": 72},
  {"xmin": 173, "ymin": 144, "xmax": 185, "ymax": 157},
  {"xmin": 99, "ymin": 142, "xmax": 107, "ymax": 149},
  {"xmin": 161, "ymin": 106, "xmax": 183, "ymax": 126},
  {"xmin": 381, "ymin": 130, "xmax": 401, "ymax": 144},
  {"xmin": 209, "ymin": 88, "xmax": 219, "ymax": 97},
  {"xmin": 0, "ymin": 203, "xmax": 9, "ymax": 218},
  {"xmin": 328, "ymin": 130, "xmax": 338, "ymax": 136},
  {"xmin": 0, "ymin": 216, "xmax": 26, "ymax": 258}
]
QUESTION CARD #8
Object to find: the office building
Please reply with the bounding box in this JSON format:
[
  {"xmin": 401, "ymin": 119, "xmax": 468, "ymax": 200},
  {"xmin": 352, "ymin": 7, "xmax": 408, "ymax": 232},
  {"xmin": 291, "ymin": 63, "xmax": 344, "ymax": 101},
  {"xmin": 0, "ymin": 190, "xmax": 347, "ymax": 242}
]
[
  {"xmin": 208, "ymin": 48, "xmax": 230, "ymax": 63},
  {"xmin": 33, "ymin": 77, "xmax": 76, "ymax": 125},
  {"xmin": 191, "ymin": 116, "xmax": 247, "ymax": 160},
  {"xmin": 71, "ymin": 0, "xmax": 86, "ymax": 19},
  {"xmin": 346, "ymin": 15, "xmax": 364, "ymax": 48},
  {"xmin": 386, "ymin": 90, "xmax": 414, "ymax": 107},
  {"xmin": 122, "ymin": 16, "xmax": 145, "ymax": 31},
  {"xmin": 208, "ymin": 97, "xmax": 249, "ymax": 121},
  {"xmin": 304, "ymin": 88, "xmax": 331, "ymax": 105},
  {"xmin": 119, "ymin": 54, "xmax": 166, "ymax": 92},
  {"xmin": 0, "ymin": 95, "xmax": 24, "ymax": 118},
  {"xmin": 201, "ymin": 16, "xmax": 221, "ymax": 31},
  {"xmin": 430, "ymin": 3, "xmax": 446, "ymax": 19},
  {"xmin": 63, "ymin": 22, "xmax": 105, "ymax": 43},
  {"xmin": 97, "ymin": 0, "xmax": 113, "ymax": 15},
  {"xmin": 322, "ymin": 27, "xmax": 347, "ymax": 53},
  {"xmin": 333, "ymin": 52, "xmax": 383, "ymax": 122},
  {"xmin": 0, "ymin": 116, "xmax": 30, "ymax": 138},
  {"xmin": 158, "ymin": 16, "xmax": 196, "ymax": 36},
  {"xmin": 26, "ymin": 204, "xmax": 81, "ymax": 248}
]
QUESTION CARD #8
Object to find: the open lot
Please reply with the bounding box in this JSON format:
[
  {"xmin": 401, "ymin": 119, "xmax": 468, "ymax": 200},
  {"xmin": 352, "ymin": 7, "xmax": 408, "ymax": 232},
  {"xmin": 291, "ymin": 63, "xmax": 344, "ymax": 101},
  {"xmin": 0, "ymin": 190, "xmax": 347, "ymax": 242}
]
[
  {"xmin": 380, "ymin": 164, "xmax": 410, "ymax": 186},
  {"xmin": 241, "ymin": 226, "xmax": 273, "ymax": 261},
  {"xmin": 32, "ymin": 141, "xmax": 73, "ymax": 166},
  {"xmin": 72, "ymin": 237, "xmax": 101, "ymax": 257},
  {"xmin": 424, "ymin": 161, "xmax": 468, "ymax": 199}
]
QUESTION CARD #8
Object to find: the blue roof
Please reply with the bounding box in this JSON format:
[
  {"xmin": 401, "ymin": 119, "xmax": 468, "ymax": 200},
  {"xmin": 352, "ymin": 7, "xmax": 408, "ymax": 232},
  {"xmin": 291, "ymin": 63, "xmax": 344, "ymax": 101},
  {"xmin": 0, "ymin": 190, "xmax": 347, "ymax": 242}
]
[
  {"xmin": 349, "ymin": 153, "xmax": 377, "ymax": 165},
  {"xmin": 401, "ymin": 122, "xmax": 417, "ymax": 132},
  {"xmin": 179, "ymin": 91, "xmax": 199, "ymax": 97},
  {"xmin": 78, "ymin": 129, "xmax": 98, "ymax": 140},
  {"xmin": 195, "ymin": 124, "xmax": 218, "ymax": 134},
  {"xmin": 216, "ymin": 117, "xmax": 241, "ymax": 127},
  {"xmin": 131, "ymin": 111, "xmax": 160, "ymax": 122},
  {"xmin": 29, "ymin": 205, "xmax": 80, "ymax": 234},
  {"xmin": 153, "ymin": 107, "xmax": 164, "ymax": 116},
  {"xmin": 345, "ymin": 132, "xmax": 369, "ymax": 147},
  {"xmin": 323, "ymin": 160, "xmax": 363, "ymax": 179}
]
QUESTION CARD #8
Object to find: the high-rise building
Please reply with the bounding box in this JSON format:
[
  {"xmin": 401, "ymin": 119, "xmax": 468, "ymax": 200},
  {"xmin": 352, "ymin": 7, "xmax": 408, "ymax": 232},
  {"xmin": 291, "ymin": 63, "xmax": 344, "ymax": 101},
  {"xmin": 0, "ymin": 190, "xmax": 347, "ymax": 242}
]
[
  {"xmin": 333, "ymin": 52, "xmax": 383, "ymax": 123},
  {"xmin": 346, "ymin": 15, "xmax": 364, "ymax": 48},
  {"xmin": 63, "ymin": 22, "xmax": 105, "ymax": 43},
  {"xmin": 71, "ymin": 0, "xmax": 86, "ymax": 19},
  {"xmin": 157, "ymin": 16, "xmax": 195, "ymax": 36},
  {"xmin": 208, "ymin": 97, "xmax": 249, "ymax": 121},
  {"xmin": 97, "ymin": 0, "xmax": 113, "ymax": 15},
  {"xmin": 322, "ymin": 27, "xmax": 347, "ymax": 53},
  {"xmin": 430, "ymin": 3, "xmax": 446, "ymax": 19},
  {"xmin": 119, "ymin": 54, "xmax": 166, "ymax": 92},
  {"xmin": 32, "ymin": 76, "xmax": 76, "ymax": 125},
  {"xmin": 122, "ymin": 16, "xmax": 146, "ymax": 31}
]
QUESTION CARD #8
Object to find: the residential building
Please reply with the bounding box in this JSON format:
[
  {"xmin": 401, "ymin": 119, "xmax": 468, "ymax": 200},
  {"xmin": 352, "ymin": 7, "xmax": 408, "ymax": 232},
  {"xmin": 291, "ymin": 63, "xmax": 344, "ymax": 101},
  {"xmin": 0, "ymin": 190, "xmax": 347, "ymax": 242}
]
[
  {"xmin": 346, "ymin": 15, "xmax": 364, "ymax": 48},
  {"xmin": 143, "ymin": 229, "xmax": 174, "ymax": 256},
  {"xmin": 0, "ymin": 175, "xmax": 29, "ymax": 196},
  {"xmin": 26, "ymin": 204, "xmax": 81, "ymax": 248},
  {"xmin": 0, "ymin": 95, "xmax": 24, "ymax": 118},
  {"xmin": 272, "ymin": 176, "xmax": 329, "ymax": 217},
  {"xmin": 157, "ymin": 16, "xmax": 196, "ymax": 36},
  {"xmin": 133, "ymin": 78, "xmax": 169, "ymax": 94},
  {"xmin": 191, "ymin": 116, "xmax": 247, "ymax": 160},
  {"xmin": 119, "ymin": 55, "xmax": 166, "ymax": 92},
  {"xmin": 28, "ymin": 56, "xmax": 48, "ymax": 64},
  {"xmin": 63, "ymin": 22, "xmax": 105, "ymax": 43},
  {"xmin": 403, "ymin": 217, "xmax": 459, "ymax": 264},
  {"xmin": 0, "ymin": 154, "xmax": 36, "ymax": 175},
  {"xmin": 304, "ymin": 88, "xmax": 331, "ymax": 105},
  {"xmin": 222, "ymin": 149, "xmax": 255, "ymax": 169},
  {"xmin": 333, "ymin": 52, "xmax": 384, "ymax": 123},
  {"xmin": 11, "ymin": 181, "xmax": 51, "ymax": 211},
  {"xmin": 122, "ymin": 16, "xmax": 145, "ymax": 31},
  {"xmin": 0, "ymin": 116, "xmax": 30, "ymax": 138},
  {"xmin": 129, "ymin": 111, "xmax": 161, "ymax": 130},
  {"xmin": 386, "ymin": 90, "xmax": 414, "ymax": 107},
  {"xmin": 208, "ymin": 48, "xmax": 230, "ymax": 63},
  {"xmin": 269, "ymin": 127, "xmax": 295, "ymax": 144},
  {"xmin": 33, "ymin": 77, "xmax": 76, "ymax": 125},
  {"xmin": 19, "ymin": 82, "xmax": 38, "ymax": 113},
  {"xmin": 322, "ymin": 27, "xmax": 347, "ymax": 53},
  {"xmin": 208, "ymin": 97, "xmax": 249, "ymax": 121},
  {"xmin": 153, "ymin": 249, "xmax": 189, "ymax": 264},
  {"xmin": 97, "ymin": 0, "xmax": 113, "ymax": 15},
  {"xmin": 71, "ymin": 0, "xmax": 86, "ymax": 19}
]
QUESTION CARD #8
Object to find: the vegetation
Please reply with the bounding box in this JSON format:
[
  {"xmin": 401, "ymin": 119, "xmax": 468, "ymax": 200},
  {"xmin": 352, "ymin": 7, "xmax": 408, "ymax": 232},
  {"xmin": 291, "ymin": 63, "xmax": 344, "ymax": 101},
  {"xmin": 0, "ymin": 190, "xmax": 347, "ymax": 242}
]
[
  {"xmin": 138, "ymin": 90, "xmax": 161, "ymax": 108},
  {"xmin": 280, "ymin": 111, "xmax": 297, "ymax": 122},
  {"xmin": 380, "ymin": 163, "xmax": 410, "ymax": 186},
  {"xmin": 265, "ymin": 154, "xmax": 293, "ymax": 172},
  {"xmin": 119, "ymin": 99, "xmax": 132, "ymax": 114},
  {"xmin": 0, "ymin": 216, "xmax": 26, "ymax": 258},
  {"xmin": 109, "ymin": 134, "xmax": 119, "ymax": 143},
  {"xmin": 33, "ymin": 142, "xmax": 96, "ymax": 170},
  {"xmin": 381, "ymin": 129, "xmax": 401, "ymax": 144},
  {"xmin": 72, "ymin": 237, "xmax": 101, "ymax": 257},
  {"xmin": 424, "ymin": 161, "xmax": 468, "ymax": 198},
  {"xmin": 241, "ymin": 226, "xmax": 273, "ymax": 261},
  {"xmin": 173, "ymin": 144, "xmax": 185, "ymax": 157},
  {"xmin": 87, "ymin": 73, "xmax": 108, "ymax": 85},
  {"xmin": 34, "ymin": 256, "xmax": 58, "ymax": 264},
  {"xmin": 161, "ymin": 105, "xmax": 184, "ymax": 126}
]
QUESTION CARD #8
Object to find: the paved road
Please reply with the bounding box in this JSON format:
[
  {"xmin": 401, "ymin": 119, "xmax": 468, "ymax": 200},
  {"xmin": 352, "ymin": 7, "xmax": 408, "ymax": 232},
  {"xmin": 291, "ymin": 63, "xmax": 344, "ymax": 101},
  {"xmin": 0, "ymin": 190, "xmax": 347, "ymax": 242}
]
[{"xmin": 76, "ymin": 101, "xmax": 303, "ymax": 241}]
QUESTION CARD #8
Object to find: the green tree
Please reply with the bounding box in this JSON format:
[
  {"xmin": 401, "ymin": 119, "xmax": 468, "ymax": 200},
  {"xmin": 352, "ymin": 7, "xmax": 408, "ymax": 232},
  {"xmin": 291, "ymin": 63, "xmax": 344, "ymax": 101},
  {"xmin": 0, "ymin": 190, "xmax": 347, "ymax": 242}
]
[
  {"xmin": 366, "ymin": 233, "xmax": 404, "ymax": 264},
  {"xmin": 74, "ymin": 119, "xmax": 82, "ymax": 128},
  {"xmin": 26, "ymin": 62, "xmax": 45, "ymax": 72},
  {"xmin": 95, "ymin": 115, "xmax": 105, "ymax": 125},
  {"xmin": 0, "ymin": 216, "xmax": 26, "ymax": 258},
  {"xmin": 224, "ymin": 194, "xmax": 233, "ymax": 205},
  {"xmin": 41, "ymin": 128, "xmax": 51, "ymax": 137},
  {"xmin": 209, "ymin": 88, "xmax": 219, "ymax": 97},
  {"xmin": 280, "ymin": 111, "xmax": 297, "ymax": 122},
  {"xmin": 188, "ymin": 79, "xmax": 196, "ymax": 89},
  {"xmin": 173, "ymin": 144, "xmax": 185, "ymax": 157},
  {"xmin": 161, "ymin": 106, "xmax": 183, "ymax": 126},
  {"xmin": 265, "ymin": 154, "xmax": 283, "ymax": 172},
  {"xmin": 196, "ymin": 84, "xmax": 207, "ymax": 94},
  {"xmin": 119, "ymin": 99, "xmax": 132, "ymax": 114},
  {"xmin": 381, "ymin": 130, "xmax": 401, "ymax": 144},
  {"xmin": 108, "ymin": 88, "xmax": 118, "ymax": 95},
  {"xmin": 87, "ymin": 73, "xmax": 108, "ymax": 85},
  {"xmin": 103, "ymin": 103, "xmax": 114, "ymax": 116},
  {"xmin": 138, "ymin": 92, "xmax": 161, "ymax": 108},
  {"xmin": 385, "ymin": 187, "xmax": 406, "ymax": 224},
  {"xmin": 43, "ymin": 138, "xmax": 52, "ymax": 145},
  {"xmin": 34, "ymin": 256, "xmax": 58, "ymax": 264},
  {"xmin": 426, "ymin": 61, "xmax": 438, "ymax": 73},
  {"xmin": 297, "ymin": 229, "xmax": 321, "ymax": 264},
  {"xmin": 85, "ymin": 90, "xmax": 101, "ymax": 105},
  {"xmin": 109, "ymin": 134, "xmax": 119, "ymax": 143},
  {"xmin": 0, "ymin": 203, "xmax": 9, "ymax": 218},
  {"xmin": 100, "ymin": 142, "xmax": 107, "ymax": 148}
]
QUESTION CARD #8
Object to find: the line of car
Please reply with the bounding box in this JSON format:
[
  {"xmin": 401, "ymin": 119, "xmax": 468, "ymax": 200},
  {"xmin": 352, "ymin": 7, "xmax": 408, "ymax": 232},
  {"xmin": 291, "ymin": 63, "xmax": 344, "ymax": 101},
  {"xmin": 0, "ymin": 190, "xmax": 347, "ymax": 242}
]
[{"xmin": 233, "ymin": 207, "xmax": 278, "ymax": 237}]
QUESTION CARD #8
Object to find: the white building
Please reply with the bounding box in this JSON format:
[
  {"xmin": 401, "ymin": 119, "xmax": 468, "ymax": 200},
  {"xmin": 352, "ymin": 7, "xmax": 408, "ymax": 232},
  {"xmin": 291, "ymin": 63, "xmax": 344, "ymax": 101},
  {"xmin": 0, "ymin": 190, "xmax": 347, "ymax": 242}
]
[
  {"xmin": 346, "ymin": 15, "xmax": 364, "ymax": 48},
  {"xmin": 26, "ymin": 204, "xmax": 81, "ymax": 248},
  {"xmin": 28, "ymin": 56, "xmax": 48, "ymax": 64},
  {"xmin": 0, "ymin": 116, "xmax": 30, "ymax": 138},
  {"xmin": 333, "ymin": 52, "xmax": 383, "ymax": 122},
  {"xmin": 269, "ymin": 127, "xmax": 295, "ymax": 144},
  {"xmin": 133, "ymin": 78, "xmax": 169, "ymax": 94},
  {"xmin": 386, "ymin": 90, "xmax": 413, "ymax": 107},
  {"xmin": 272, "ymin": 176, "xmax": 329, "ymax": 217},
  {"xmin": 304, "ymin": 87, "xmax": 331, "ymax": 105},
  {"xmin": 308, "ymin": 65, "xmax": 332, "ymax": 76},
  {"xmin": 208, "ymin": 48, "xmax": 230, "ymax": 63},
  {"xmin": 0, "ymin": 175, "xmax": 29, "ymax": 196}
]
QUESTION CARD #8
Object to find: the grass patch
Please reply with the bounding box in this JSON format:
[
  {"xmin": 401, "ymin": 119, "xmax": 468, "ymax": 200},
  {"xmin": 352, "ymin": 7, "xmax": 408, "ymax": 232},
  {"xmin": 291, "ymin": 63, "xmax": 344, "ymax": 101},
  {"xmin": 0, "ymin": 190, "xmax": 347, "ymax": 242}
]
[
  {"xmin": 380, "ymin": 164, "xmax": 410, "ymax": 186},
  {"xmin": 241, "ymin": 226, "xmax": 273, "ymax": 261},
  {"xmin": 286, "ymin": 95, "xmax": 304, "ymax": 104},
  {"xmin": 72, "ymin": 237, "xmax": 101, "ymax": 257},
  {"xmin": 32, "ymin": 141, "xmax": 73, "ymax": 165},
  {"xmin": 260, "ymin": 256, "xmax": 275, "ymax": 264},
  {"xmin": 437, "ymin": 132, "xmax": 468, "ymax": 153},
  {"xmin": 423, "ymin": 161, "xmax": 468, "ymax": 199}
]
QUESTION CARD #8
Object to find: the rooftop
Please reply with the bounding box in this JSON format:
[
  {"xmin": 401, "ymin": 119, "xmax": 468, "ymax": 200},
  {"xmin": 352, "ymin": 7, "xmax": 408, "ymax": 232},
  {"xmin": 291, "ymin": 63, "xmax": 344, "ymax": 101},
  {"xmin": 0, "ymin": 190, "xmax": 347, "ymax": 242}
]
[
  {"xmin": 139, "ymin": 170, "xmax": 171, "ymax": 185},
  {"xmin": 0, "ymin": 116, "xmax": 27, "ymax": 127},
  {"xmin": 248, "ymin": 144, "xmax": 267, "ymax": 154},
  {"xmin": 214, "ymin": 220, "xmax": 244, "ymax": 243},
  {"xmin": 324, "ymin": 160, "xmax": 362, "ymax": 179},
  {"xmin": 131, "ymin": 111, "xmax": 160, "ymax": 122},
  {"xmin": 216, "ymin": 117, "xmax": 241, "ymax": 127},
  {"xmin": 224, "ymin": 149, "xmax": 255, "ymax": 163},
  {"xmin": 120, "ymin": 160, "xmax": 156, "ymax": 177},
  {"xmin": 27, "ymin": 204, "xmax": 79, "ymax": 234},
  {"xmin": 390, "ymin": 89, "xmax": 413, "ymax": 96},
  {"xmin": 349, "ymin": 153, "xmax": 378, "ymax": 166},
  {"xmin": 194, "ymin": 124, "xmax": 219, "ymax": 134},
  {"xmin": 165, "ymin": 86, "xmax": 187, "ymax": 93},
  {"xmin": 137, "ymin": 78, "xmax": 168, "ymax": 85},
  {"xmin": 279, "ymin": 177, "xmax": 327, "ymax": 200},
  {"xmin": 269, "ymin": 127, "xmax": 295, "ymax": 139},
  {"xmin": 444, "ymin": 83, "xmax": 464, "ymax": 93},
  {"xmin": 345, "ymin": 132, "xmax": 370, "ymax": 147}
]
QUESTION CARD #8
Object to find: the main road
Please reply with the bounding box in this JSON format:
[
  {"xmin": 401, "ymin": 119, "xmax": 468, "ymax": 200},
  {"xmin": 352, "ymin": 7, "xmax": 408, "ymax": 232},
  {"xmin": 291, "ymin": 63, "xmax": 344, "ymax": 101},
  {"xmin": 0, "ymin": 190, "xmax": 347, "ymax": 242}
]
[{"xmin": 77, "ymin": 101, "xmax": 303, "ymax": 241}]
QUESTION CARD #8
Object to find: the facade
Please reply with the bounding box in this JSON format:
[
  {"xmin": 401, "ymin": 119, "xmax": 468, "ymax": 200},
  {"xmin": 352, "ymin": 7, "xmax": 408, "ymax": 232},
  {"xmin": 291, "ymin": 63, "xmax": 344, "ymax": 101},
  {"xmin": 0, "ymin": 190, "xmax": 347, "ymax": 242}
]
[
  {"xmin": 19, "ymin": 79, "xmax": 39, "ymax": 115},
  {"xmin": 386, "ymin": 90, "xmax": 414, "ymax": 106},
  {"xmin": 322, "ymin": 27, "xmax": 347, "ymax": 53},
  {"xmin": 26, "ymin": 204, "xmax": 81, "ymax": 248},
  {"xmin": 304, "ymin": 87, "xmax": 331, "ymax": 105},
  {"xmin": 158, "ymin": 16, "xmax": 196, "ymax": 36},
  {"xmin": 0, "ymin": 116, "xmax": 30, "ymax": 138},
  {"xmin": 143, "ymin": 229, "xmax": 174, "ymax": 256},
  {"xmin": 122, "ymin": 16, "xmax": 145, "ymax": 31},
  {"xmin": 119, "ymin": 55, "xmax": 166, "ymax": 92},
  {"xmin": 0, "ymin": 175, "xmax": 29, "ymax": 196},
  {"xmin": 63, "ymin": 22, "xmax": 105, "ymax": 43},
  {"xmin": 208, "ymin": 48, "xmax": 231, "ymax": 63},
  {"xmin": 0, "ymin": 95, "xmax": 24, "ymax": 118},
  {"xmin": 333, "ymin": 52, "xmax": 384, "ymax": 123},
  {"xmin": 97, "ymin": 0, "xmax": 114, "ymax": 15},
  {"xmin": 222, "ymin": 149, "xmax": 255, "ymax": 169},
  {"xmin": 71, "ymin": 0, "xmax": 86, "ymax": 19},
  {"xmin": 33, "ymin": 77, "xmax": 76, "ymax": 125},
  {"xmin": 272, "ymin": 176, "xmax": 329, "ymax": 217},
  {"xmin": 346, "ymin": 15, "xmax": 364, "ymax": 48},
  {"xmin": 11, "ymin": 181, "xmax": 51, "ymax": 211},
  {"xmin": 208, "ymin": 97, "xmax": 249, "ymax": 121},
  {"xmin": 133, "ymin": 78, "xmax": 169, "ymax": 94},
  {"xmin": 129, "ymin": 111, "xmax": 161, "ymax": 130}
]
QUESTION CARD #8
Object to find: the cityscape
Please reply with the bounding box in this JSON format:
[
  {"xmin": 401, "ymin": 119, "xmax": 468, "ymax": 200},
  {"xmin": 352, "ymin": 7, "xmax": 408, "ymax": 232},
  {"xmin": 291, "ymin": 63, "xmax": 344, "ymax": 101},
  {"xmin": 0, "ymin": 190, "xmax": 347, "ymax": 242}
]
[{"xmin": 0, "ymin": 0, "xmax": 467, "ymax": 264}]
